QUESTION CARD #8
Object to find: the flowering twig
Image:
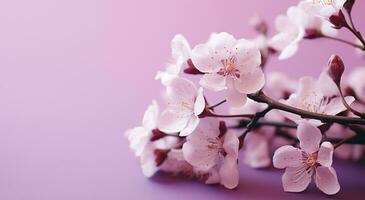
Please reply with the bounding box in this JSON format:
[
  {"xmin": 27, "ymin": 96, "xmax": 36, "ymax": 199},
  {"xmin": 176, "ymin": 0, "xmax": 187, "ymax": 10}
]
[{"xmin": 248, "ymin": 91, "xmax": 365, "ymax": 125}]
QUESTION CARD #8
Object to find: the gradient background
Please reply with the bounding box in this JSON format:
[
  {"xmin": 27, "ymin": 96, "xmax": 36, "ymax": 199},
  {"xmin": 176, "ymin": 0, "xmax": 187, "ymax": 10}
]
[{"xmin": 0, "ymin": 0, "xmax": 364, "ymax": 199}]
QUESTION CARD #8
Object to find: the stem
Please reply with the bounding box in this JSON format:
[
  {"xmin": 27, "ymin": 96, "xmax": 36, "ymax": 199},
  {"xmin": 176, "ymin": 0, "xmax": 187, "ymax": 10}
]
[
  {"xmin": 345, "ymin": 24, "xmax": 365, "ymax": 50},
  {"xmin": 338, "ymin": 89, "xmax": 365, "ymax": 118},
  {"xmin": 334, "ymin": 135, "xmax": 358, "ymax": 149},
  {"xmin": 238, "ymin": 106, "xmax": 272, "ymax": 148},
  {"xmin": 231, "ymin": 119, "xmax": 297, "ymax": 129},
  {"xmin": 248, "ymin": 91, "xmax": 365, "ymax": 125},
  {"xmin": 208, "ymin": 100, "xmax": 226, "ymax": 109},
  {"xmin": 322, "ymin": 35, "xmax": 364, "ymax": 49}
]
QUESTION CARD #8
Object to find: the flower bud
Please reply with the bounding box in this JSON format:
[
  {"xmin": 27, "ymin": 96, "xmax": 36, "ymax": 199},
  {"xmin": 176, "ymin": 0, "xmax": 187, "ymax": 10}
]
[
  {"xmin": 329, "ymin": 11, "xmax": 347, "ymax": 29},
  {"xmin": 249, "ymin": 15, "xmax": 268, "ymax": 35},
  {"xmin": 327, "ymin": 55, "xmax": 345, "ymax": 87}
]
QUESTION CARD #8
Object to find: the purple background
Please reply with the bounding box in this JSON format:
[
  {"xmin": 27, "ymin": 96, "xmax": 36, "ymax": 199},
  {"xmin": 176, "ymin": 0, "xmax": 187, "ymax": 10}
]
[{"xmin": 0, "ymin": 0, "xmax": 364, "ymax": 199}]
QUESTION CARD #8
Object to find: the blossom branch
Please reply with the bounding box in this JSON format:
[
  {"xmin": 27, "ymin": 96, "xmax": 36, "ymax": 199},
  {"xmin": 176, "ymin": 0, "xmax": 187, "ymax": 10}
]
[
  {"xmin": 248, "ymin": 91, "xmax": 365, "ymax": 125},
  {"xmin": 208, "ymin": 100, "xmax": 227, "ymax": 109},
  {"xmin": 321, "ymin": 35, "xmax": 364, "ymax": 49}
]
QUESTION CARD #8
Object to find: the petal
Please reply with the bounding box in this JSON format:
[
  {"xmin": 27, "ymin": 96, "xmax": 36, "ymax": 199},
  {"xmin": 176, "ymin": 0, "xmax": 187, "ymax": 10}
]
[
  {"xmin": 234, "ymin": 39, "xmax": 261, "ymax": 72},
  {"xmin": 171, "ymin": 34, "xmax": 191, "ymax": 65},
  {"xmin": 243, "ymin": 132, "xmax": 271, "ymax": 168},
  {"xmin": 226, "ymin": 78, "xmax": 247, "ymax": 107},
  {"xmin": 297, "ymin": 121, "xmax": 322, "ymax": 154},
  {"xmin": 194, "ymin": 87, "xmax": 206, "ymax": 115},
  {"xmin": 282, "ymin": 166, "xmax": 312, "ymax": 192},
  {"xmin": 142, "ymin": 100, "xmax": 159, "ymax": 130},
  {"xmin": 125, "ymin": 127, "xmax": 150, "ymax": 157},
  {"xmin": 323, "ymin": 96, "xmax": 355, "ymax": 116},
  {"xmin": 317, "ymin": 142, "xmax": 334, "ymax": 167},
  {"xmin": 315, "ymin": 166, "xmax": 340, "ymax": 195},
  {"xmin": 205, "ymin": 168, "xmax": 220, "ymax": 184},
  {"xmin": 223, "ymin": 131, "xmax": 239, "ymax": 158},
  {"xmin": 235, "ymin": 67, "xmax": 265, "ymax": 94},
  {"xmin": 317, "ymin": 71, "xmax": 339, "ymax": 97},
  {"xmin": 179, "ymin": 115, "xmax": 199, "ymax": 137},
  {"xmin": 140, "ymin": 146, "xmax": 159, "ymax": 177},
  {"xmin": 219, "ymin": 155, "xmax": 239, "ymax": 189},
  {"xmin": 158, "ymin": 110, "xmax": 189, "ymax": 133},
  {"xmin": 273, "ymin": 145, "xmax": 302, "ymax": 169},
  {"xmin": 166, "ymin": 77, "xmax": 197, "ymax": 105},
  {"xmin": 278, "ymin": 43, "xmax": 299, "ymax": 60},
  {"xmin": 199, "ymin": 73, "xmax": 226, "ymax": 92},
  {"xmin": 190, "ymin": 44, "xmax": 221, "ymax": 73}
]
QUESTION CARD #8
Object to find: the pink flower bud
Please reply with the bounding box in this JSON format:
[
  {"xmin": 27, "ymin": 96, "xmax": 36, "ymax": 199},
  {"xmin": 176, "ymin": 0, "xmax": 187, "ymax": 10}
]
[
  {"xmin": 327, "ymin": 55, "xmax": 345, "ymax": 87},
  {"xmin": 329, "ymin": 11, "xmax": 347, "ymax": 29}
]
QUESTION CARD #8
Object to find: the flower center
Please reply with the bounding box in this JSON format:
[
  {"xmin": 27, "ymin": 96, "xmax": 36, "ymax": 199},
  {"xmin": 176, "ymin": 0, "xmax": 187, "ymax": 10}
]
[
  {"xmin": 312, "ymin": 0, "xmax": 334, "ymax": 6},
  {"xmin": 302, "ymin": 152, "xmax": 318, "ymax": 169},
  {"xmin": 301, "ymin": 93, "xmax": 329, "ymax": 113},
  {"xmin": 217, "ymin": 57, "xmax": 240, "ymax": 79},
  {"xmin": 180, "ymin": 101, "xmax": 193, "ymax": 111}
]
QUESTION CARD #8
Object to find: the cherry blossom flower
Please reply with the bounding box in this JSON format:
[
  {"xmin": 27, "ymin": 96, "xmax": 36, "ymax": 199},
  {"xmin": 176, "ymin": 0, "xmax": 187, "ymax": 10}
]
[
  {"xmin": 281, "ymin": 72, "xmax": 355, "ymax": 126},
  {"xmin": 125, "ymin": 101, "xmax": 180, "ymax": 177},
  {"xmin": 182, "ymin": 118, "xmax": 240, "ymax": 189},
  {"xmin": 347, "ymin": 67, "xmax": 365, "ymax": 102},
  {"xmin": 156, "ymin": 34, "xmax": 191, "ymax": 85},
  {"xmin": 325, "ymin": 124, "xmax": 364, "ymax": 160},
  {"xmin": 158, "ymin": 77, "xmax": 205, "ymax": 136},
  {"xmin": 273, "ymin": 121, "xmax": 340, "ymax": 195},
  {"xmin": 306, "ymin": 0, "xmax": 346, "ymax": 18},
  {"xmin": 190, "ymin": 32, "xmax": 265, "ymax": 107},
  {"xmin": 269, "ymin": 2, "xmax": 336, "ymax": 60}
]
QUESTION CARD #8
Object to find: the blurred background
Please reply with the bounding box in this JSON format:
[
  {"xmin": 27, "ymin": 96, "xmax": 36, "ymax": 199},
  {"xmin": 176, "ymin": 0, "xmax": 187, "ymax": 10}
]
[{"xmin": 0, "ymin": 0, "xmax": 364, "ymax": 199}]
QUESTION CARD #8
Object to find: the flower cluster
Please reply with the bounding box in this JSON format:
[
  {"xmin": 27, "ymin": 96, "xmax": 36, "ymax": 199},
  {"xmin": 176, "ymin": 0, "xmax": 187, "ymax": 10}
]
[{"xmin": 125, "ymin": 0, "xmax": 365, "ymax": 196}]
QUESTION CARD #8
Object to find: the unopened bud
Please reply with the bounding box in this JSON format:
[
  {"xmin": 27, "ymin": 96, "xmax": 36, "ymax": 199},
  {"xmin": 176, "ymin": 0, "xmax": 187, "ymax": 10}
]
[
  {"xmin": 329, "ymin": 11, "xmax": 347, "ymax": 29},
  {"xmin": 327, "ymin": 55, "xmax": 345, "ymax": 87}
]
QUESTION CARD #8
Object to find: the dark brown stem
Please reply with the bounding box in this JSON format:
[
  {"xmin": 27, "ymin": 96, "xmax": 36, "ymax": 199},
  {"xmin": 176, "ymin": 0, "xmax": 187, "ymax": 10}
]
[
  {"xmin": 248, "ymin": 91, "xmax": 365, "ymax": 125},
  {"xmin": 231, "ymin": 119, "xmax": 297, "ymax": 129},
  {"xmin": 208, "ymin": 112, "xmax": 254, "ymax": 119},
  {"xmin": 208, "ymin": 100, "xmax": 226, "ymax": 109},
  {"xmin": 322, "ymin": 35, "xmax": 364, "ymax": 49},
  {"xmin": 344, "ymin": 24, "xmax": 365, "ymax": 51},
  {"xmin": 238, "ymin": 106, "xmax": 273, "ymax": 148},
  {"xmin": 338, "ymin": 89, "xmax": 365, "ymax": 118}
]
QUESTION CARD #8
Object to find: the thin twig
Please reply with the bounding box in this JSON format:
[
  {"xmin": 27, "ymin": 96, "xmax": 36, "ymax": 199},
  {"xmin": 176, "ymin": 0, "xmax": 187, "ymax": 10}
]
[{"xmin": 208, "ymin": 100, "xmax": 227, "ymax": 110}]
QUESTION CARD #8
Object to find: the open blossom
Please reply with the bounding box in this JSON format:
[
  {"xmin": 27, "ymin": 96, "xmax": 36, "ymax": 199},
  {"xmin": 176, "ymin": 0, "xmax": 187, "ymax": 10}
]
[
  {"xmin": 125, "ymin": 101, "xmax": 179, "ymax": 177},
  {"xmin": 273, "ymin": 121, "xmax": 340, "ymax": 195},
  {"xmin": 269, "ymin": 1, "xmax": 336, "ymax": 60},
  {"xmin": 190, "ymin": 32, "xmax": 265, "ymax": 107},
  {"xmin": 347, "ymin": 67, "xmax": 365, "ymax": 102},
  {"xmin": 325, "ymin": 124, "xmax": 364, "ymax": 160},
  {"xmin": 182, "ymin": 118, "xmax": 240, "ymax": 189},
  {"xmin": 158, "ymin": 77, "xmax": 205, "ymax": 136},
  {"xmin": 281, "ymin": 72, "xmax": 355, "ymax": 126},
  {"xmin": 155, "ymin": 34, "xmax": 191, "ymax": 85},
  {"xmin": 305, "ymin": 0, "xmax": 346, "ymax": 18}
]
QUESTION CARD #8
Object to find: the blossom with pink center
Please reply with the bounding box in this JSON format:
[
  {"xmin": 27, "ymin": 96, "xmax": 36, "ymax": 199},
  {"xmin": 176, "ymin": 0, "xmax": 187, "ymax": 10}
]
[
  {"xmin": 347, "ymin": 67, "xmax": 365, "ymax": 102},
  {"xmin": 155, "ymin": 34, "xmax": 191, "ymax": 85},
  {"xmin": 281, "ymin": 72, "xmax": 355, "ymax": 126},
  {"xmin": 273, "ymin": 121, "xmax": 340, "ymax": 195},
  {"xmin": 325, "ymin": 124, "xmax": 364, "ymax": 160},
  {"xmin": 190, "ymin": 32, "xmax": 265, "ymax": 107},
  {"xmin": 182, "ymin": 118, "xmax": 240, "ymax": 189},
  {"xmin": 269, "ymin": 2, "xmax": 336, "ymax": 60},
  {"xmin": 305, "ymin": 0, "xmax": 346, "ymax": 18},
  {"xmin": 125, "ymin": 101, "xmax": 179, "ymax": 177},
  {"xmin": 158, "ymin": 77, "xmax": 205, "ymax": 136}
]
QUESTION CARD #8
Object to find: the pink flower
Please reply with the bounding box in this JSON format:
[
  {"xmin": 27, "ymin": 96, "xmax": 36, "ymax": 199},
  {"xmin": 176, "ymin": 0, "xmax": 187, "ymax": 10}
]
[
  {"xmin": 190, "ymin": 32, "xmax": 265, "ymax": 107},
  {"xmin": 305, "ymin": 0, "xmax": 346, "ymax": 18},
  {"xmin": 125, "ymin": 101, "xmax": 179, "ymax": 177},
  {"xmin": 325, "ymin": 124, "xmax": 364, "ymax": 160},
  {"xmin": 182, "ymin": 118, "xmax": 240, "ymax": 189},
  {"xmin": 269, "ymin": 2, "xmax": 336, "ymax": 60},
  {"xmin": 156, "ymin": 34, "xmax": 191, "ymax": 85},
  {"xmin": 281, "ymin": 72, "xmax": 355, "ymax": 125},
  {"xmin": 158, "ymin": 77, "xmax": 205, "ymax": 136},
  {"xmin": 347, "ymin": 67, "xmax": 365, "ymax": 102},
  {"xmin": 273, "ymin": 121, "xmax": 340, "ymax": 195}
]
